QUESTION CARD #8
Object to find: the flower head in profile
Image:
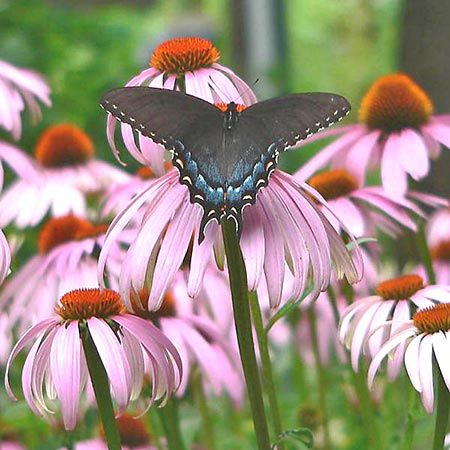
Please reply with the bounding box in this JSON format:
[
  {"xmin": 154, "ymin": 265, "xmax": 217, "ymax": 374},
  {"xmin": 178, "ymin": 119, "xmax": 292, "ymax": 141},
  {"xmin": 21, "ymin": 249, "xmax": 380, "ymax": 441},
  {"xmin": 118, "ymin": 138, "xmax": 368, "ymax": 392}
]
[
  {"xmin": 0, "ymin": 59, "xmax": 51, "ymax": 140},
  {"xmin": 0, "ymin": 215, "xmax": 125, "ymax": 335},
  {"xmin": 339, "ymin": 274, "xmax": 450, "ymax": 376},
  {"xmin": 368, "ymin": 303, "xmax": 450, "ymax": 413},
  {"xmin": 0, "ymin": 124, "xmax": 129, "ymax": 228},
  {"xmin": 106, "ymin": 36, "xmax": 257, "ymax": 175},
  {"xmin": 5, "ymin": 288, "xmax": 182, "ymax": 430},
  {"xmin": 297, "ymin": 73, "xmax": 450, "ymax": 196},
  {"xmin": 129, "ymin": 272, "xmax": 244, "ymax": 404},
  {"xmin": 303, "ymin": 168, "xmax": 447, "ymax": 237},
  {"xmin": 99, "ymin": 169, "xmax": 361, "ymax": 310}
]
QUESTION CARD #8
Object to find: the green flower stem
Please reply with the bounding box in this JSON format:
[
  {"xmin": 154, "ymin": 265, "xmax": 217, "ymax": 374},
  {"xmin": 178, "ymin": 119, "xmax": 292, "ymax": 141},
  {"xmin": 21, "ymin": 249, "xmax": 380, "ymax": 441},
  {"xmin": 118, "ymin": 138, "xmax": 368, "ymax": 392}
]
[
  {"xmin": 222, "ymin": 218, "xmax": 271, "ymax": 450},
  {"xmin": 307, "ymin": 308, "xmax": 331, "ymax": 450},
  {"xmin": 432, "ymin": 366, "xmax": 450, "ymax": 450},
  {"xmin": 401, "ymin": 386, "xmax": 417, "ymax": 450},
  {"xmin": 193, "ymin": 370, "xmax": 217, "ymax": 450},
  {"xmin": 416, "ymin": 223, "xmax": 436, "ymax": 284},
  {"xmin": 249, "ymin": 292, "xmax": 285, "ymax": 449},
  {"xmin": 157, "ymin": 400, "xmax": 187, "ymax": 450},
  {"xmin": 81, "ymin": 324, "xmax": 121, "ymax": 450}
]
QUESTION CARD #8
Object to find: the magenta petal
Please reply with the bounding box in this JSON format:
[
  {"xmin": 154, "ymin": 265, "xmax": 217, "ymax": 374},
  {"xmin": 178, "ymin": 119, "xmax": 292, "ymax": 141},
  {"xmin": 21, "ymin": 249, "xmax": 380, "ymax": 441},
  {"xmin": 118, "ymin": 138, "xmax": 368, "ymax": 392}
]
[{"xmin": 49, "ymin": 322, "xmax": 81, "ymax": 430}]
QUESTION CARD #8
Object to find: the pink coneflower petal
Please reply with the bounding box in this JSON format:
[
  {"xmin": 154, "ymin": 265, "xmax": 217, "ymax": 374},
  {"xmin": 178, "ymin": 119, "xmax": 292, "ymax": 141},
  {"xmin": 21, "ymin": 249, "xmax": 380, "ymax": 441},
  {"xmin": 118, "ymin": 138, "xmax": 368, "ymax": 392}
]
[
  {"xmin": 295, "ymin": 126, "xmax": 365, "ymax": 181},
  {"xmin": 423, "ymin": 120, "xmax": 450, "ymax": 149},
  {"xmin": 343, "ymin": 130, "xmax": 380, "ymax": 184},
  {"xmin": 398, "ymin": 129, "xmax": 429, "ymax": 179},
  {"xmin": 404, "ymin": 334, "xmax": 423, "ymax": 392},
  {"xmin": 50, "ymin": 322, "xmax": 81, "ymax": 430},
  {"xmin": 418, "ymin": 334, "xmax": 434, "ymax": 413},
  {"xmin": 433, "ymin": 332, "xmax": 450, "ymax": 391},
  {"xmin": 367, "ymin": 325, "xmax": 416, "ymax": 387},
  {"xmin": 381, "ymin": 134, "xmax": 407, "ymax": 197},
  {"xmin": 87, "ymin": 317, "xmax": 132, "ymax": 411}
]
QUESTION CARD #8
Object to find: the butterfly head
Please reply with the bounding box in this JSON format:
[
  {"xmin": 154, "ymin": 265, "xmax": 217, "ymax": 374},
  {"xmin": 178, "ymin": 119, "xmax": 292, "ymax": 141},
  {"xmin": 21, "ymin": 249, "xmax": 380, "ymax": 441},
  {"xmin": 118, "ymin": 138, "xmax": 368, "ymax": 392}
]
[{"xmin": 215, "ymin": 101, "xmax": 247, "ymax": 130}]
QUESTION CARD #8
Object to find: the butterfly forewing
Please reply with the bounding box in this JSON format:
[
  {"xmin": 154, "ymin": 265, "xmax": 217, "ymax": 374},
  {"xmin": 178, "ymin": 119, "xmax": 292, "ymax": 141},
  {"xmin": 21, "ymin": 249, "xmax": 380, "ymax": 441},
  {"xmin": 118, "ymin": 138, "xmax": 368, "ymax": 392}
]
[{"xmin": 242, "ymin": 92, "xmax": 351, "ymax": 148}]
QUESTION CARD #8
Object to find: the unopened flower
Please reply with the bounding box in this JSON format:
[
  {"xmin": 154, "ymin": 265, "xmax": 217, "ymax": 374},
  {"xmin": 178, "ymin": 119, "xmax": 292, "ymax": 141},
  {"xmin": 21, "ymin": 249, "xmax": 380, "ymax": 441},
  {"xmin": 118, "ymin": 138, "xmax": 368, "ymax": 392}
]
[
  {"xmin": 339, "ymin": 274, "xmax": 450, "ymax": 376},
  {"xmin": 0, "ymin": 215, "xmax": 125, "ymax": 334},
  {"xmin": 130, "ymin": 272, "xmax": 244, "ymax": 404},
  {"xmin": 0, "ymin": 124, "xmax": 129, "ymax": 228},
  {"xmin": 303, "ymin": 168, "xmax": 447, "ymax": 237},
  {"xmin": 99, "ymin": 169, "xmax": 361, "ymax": 309},
  {"xmin": 5, "ymin": 288, "xmax": 181, "ymax": 430},
  {"xmin": 368, "ymin": 303, "xmax": 450, "ymax": 413},
  {"xmin": 297, "ymin": 73, "xmax": 450, "ymax": 196},
  {"xmin": 106, "ymin": 37, "xmax": 256, "ymax": 175},
  {"xmin": 0, "ymin": 59, "xmax": 51, "ymax": 140}
]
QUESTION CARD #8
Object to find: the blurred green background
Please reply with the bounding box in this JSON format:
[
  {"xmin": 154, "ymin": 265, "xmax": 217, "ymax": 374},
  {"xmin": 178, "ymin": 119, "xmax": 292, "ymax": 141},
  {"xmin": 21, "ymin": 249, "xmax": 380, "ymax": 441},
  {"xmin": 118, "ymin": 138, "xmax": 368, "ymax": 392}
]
[{"xmin": 0, "ymin": 0, "xmax": 402, "ymax": 171}]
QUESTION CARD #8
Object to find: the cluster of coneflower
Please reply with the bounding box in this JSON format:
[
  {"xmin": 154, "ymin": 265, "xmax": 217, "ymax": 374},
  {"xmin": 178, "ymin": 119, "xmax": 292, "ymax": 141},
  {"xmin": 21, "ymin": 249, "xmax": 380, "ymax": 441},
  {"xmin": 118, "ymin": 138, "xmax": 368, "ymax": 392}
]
[{"xmin": 0, "ymin": 37, "xmax": 450, "ymax": 450}]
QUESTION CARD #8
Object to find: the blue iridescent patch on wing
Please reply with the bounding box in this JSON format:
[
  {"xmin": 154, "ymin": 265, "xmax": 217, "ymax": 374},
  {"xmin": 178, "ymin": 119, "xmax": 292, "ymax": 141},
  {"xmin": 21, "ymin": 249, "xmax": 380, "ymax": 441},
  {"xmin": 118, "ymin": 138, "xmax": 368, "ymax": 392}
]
[{"xmin": 171, "ymin": 139, "xmax": 281, "ymax": 242}]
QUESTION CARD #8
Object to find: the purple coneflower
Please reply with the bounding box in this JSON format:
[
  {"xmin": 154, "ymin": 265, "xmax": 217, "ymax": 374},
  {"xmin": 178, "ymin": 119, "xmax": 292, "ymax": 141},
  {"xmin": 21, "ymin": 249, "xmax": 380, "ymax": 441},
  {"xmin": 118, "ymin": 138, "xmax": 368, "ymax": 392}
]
[
  {"xmin": 0, "ymin": 59, "xmax": 51, "ymax": 140},
  {"xmin": 5, "ymin": 288, "xmax": 181, "ymax": 430},
  {"xmin": 339, "ymin": 274, "xmax": 450, "ymax": 377},
  {"xmin": 426, "ymin": 207, "xmax": 450, "ymax": 284},
  {"xmin": 0, "ymin": 124, "xmax": 129, "ymax": 228},
  {"xmin": 60, "ymin": 413, "xmax": 157, "ymax": 450},
  {"xmin": 0, "ymin": 215, "xmax": 124, "ymax": 333},
  {"xmin": 296, "ymin": 73, "xmax": 450, "ymax": 196},
  {"xmin": 368, "ymin": 303, "xmax": 450, "ymax": 413},
  {"xmin": 129, "ymin": 271, "xmax": 244, "ymax": 404},
  {"xmin": 99, "ymin": 168, "xmax": 361, "ymax": 309},
  {"xmin": 107, "ymin": 37, "xmax": 256, "ymax": 175},
  {"xmin": 302, "ymin": 168, "xmax": 447, "ymax": 237}
]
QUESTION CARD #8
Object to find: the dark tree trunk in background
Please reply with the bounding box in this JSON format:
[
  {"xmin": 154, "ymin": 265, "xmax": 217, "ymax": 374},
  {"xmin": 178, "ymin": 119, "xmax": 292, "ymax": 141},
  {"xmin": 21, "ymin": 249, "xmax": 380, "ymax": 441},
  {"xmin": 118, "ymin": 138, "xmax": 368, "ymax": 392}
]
[{"xmin": 401, "ymin": 0, "xmax": 450, "ymax": 197}]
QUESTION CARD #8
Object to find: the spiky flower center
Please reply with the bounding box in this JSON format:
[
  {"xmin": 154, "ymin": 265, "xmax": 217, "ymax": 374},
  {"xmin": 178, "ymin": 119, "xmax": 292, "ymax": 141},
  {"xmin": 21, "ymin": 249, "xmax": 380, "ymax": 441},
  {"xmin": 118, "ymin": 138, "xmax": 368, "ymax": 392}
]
[
  {"xmin": 35, "ymin": 124, "xmax": 94, "ymax": 168},
  {"xmin": 131, "ymin": 288, "xmax": 176, "ymax": 322},
  {"xmin": 431, "ymin": 240, "xmax": 450, "ymax": 262},
  {"xmin": 376, "ymin": 274, "xmax": 424, "ymax": 300},
  {"xmin": 56, "ymin": 288, "xmax": 125, "ymax": 321},
  {"xmin": 150, "ymin": 37, "xmax": 220, "ymax": 74},
  {"xmin": 38, "ymin": 215, "xmax": 108, "ymax": 254},
  {"xmin": 308, "ymin": 169, "xmax": 358, "ymax": 200},
  {"xmin": 359, "ymin": 73, "xmax": 433, "ymax": 133},
  {"xmin": 214, "ymin": 102, "xmax": 247, "ymax": 113},
  {"xmin": 100, "ymin": 413, "xmax": 150, "ymax": 447},
  {"xmin": 413, "ymin": 303, "xmax": 450, "ymax": 334}
]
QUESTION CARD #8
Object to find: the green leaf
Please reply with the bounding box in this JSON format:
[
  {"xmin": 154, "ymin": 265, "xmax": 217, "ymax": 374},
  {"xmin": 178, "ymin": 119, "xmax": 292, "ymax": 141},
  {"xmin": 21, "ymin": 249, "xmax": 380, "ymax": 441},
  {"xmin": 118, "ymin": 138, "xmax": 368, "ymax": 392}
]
[{"xmin": 272, "ymin": 428, "xmax": 314, "ymax": 449}]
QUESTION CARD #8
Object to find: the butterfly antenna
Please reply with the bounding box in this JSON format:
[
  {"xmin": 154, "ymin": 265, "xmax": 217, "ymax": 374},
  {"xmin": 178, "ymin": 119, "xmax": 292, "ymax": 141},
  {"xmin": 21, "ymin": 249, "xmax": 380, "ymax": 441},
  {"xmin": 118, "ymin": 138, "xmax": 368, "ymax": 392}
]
[{"xmin": 232, "ymin": 78, "xmax": 259, "ymax": 104}]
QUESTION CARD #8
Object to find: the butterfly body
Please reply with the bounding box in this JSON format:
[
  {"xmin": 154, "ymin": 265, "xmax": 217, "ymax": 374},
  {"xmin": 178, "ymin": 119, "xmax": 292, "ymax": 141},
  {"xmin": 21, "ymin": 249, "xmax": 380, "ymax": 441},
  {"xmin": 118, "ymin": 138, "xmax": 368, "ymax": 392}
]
[{"xmin": 100, "ymin": 87, "xmax": 350, "ymax": 242}]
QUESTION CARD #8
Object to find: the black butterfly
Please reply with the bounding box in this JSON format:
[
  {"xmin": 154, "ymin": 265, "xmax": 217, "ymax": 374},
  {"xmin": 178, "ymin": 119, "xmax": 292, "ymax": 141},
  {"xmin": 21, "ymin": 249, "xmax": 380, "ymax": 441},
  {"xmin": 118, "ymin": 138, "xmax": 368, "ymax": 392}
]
[{"xmin": 100, "ymin": 87, "xmax": 350, "ymax": 242}]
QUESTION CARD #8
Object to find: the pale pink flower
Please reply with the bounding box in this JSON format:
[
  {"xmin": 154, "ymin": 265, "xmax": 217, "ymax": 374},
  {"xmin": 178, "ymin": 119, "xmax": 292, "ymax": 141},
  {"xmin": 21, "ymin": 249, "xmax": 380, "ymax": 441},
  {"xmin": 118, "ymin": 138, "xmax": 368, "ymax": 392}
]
[
  {"xmin": 299, "ymin": 168, "xmax": 447, "ymax": 238},
  {"xmin": 0, "ymin": 215, "xmax": 124, "ymax": 335},
  {"xmin": 296, "ymin": 291, "xmax": 347, "ymax": 366},
  {"xmin": 339, "ymin": 274, "xmax": 450, "ymax": 377},
  {"xmin": 368, "ymin": 303, "xmax": 450, "ymax": 413},
  {"xmin": 296, "ymin": 73, "xmax": 450, "ymax": 197},
  {"xmin": 0, "ymin": 124, "xmax": 129, "ymax": 228},
  {"xmin": 0, "ymin": 59, "xmax": 51, "ymax": 140},
  {"xmin": 0, "ymin": 229, "xmax": 11, "ymax": 285},
  {"xmin": 60, "ymin": 412, "xmax": 159, "ymax": 450},
  {"xmin": 106, "ymin": 37, "xmax": 256, "ymax": 175},
  {"xmin": 129, "ymin": 271, "xmax": 244, "ymax": 404},
  {"xmin": 0, "ymin": 442, "xmax": 25, "ymax": 450},
  {"xmin": 5, "ymin": 288, "xmax": 182, "ymax": 430},
  {"xmin": 99, "ymin": 169, "xmax": 361, "ymax": 309}
]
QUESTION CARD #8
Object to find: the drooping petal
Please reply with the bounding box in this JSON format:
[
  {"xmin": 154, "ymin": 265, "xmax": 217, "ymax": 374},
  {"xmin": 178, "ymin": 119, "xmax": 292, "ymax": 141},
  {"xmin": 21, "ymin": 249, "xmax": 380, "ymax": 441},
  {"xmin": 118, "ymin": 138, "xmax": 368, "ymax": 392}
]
[
  {"xmin": 398, "ymin": 129, "xmax": 430, "ymax": 180},
  {"xmin": 418, "ymin": 334, "xmax": 434, "ymax": 413},
  {"xmin": 381, "ymin": 134, "xmax": 408, "ymax": 197}
]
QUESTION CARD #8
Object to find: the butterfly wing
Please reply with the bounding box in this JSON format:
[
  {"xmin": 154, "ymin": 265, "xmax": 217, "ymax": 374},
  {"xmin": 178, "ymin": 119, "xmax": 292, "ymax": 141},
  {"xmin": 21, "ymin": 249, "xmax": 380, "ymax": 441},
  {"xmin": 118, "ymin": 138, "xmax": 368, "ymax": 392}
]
[
  {"xmin": 100, "ymin": 86, "xmax": 221, "ymax": 150},
  {"xmin": 241, "ymin": 92, "xmax": 351, "ymax": 149}
]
